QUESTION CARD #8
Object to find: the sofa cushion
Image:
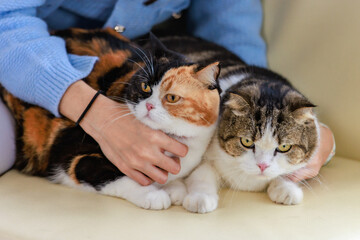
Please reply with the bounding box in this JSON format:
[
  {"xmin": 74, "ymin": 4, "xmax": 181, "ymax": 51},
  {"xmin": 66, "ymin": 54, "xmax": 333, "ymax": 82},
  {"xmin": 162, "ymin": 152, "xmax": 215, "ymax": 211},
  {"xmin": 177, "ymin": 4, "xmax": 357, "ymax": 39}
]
[{"xmin": 1, "ymin": 157, "xmax": 359, "ymax": 239}]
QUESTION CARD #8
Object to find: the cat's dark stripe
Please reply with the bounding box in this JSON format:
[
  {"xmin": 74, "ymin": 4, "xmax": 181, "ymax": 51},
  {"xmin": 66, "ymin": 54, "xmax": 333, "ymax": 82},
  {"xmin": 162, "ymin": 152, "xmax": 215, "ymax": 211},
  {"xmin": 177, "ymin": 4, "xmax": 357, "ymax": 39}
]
[
  {"xmin": 73, "ymin": 154, "xmax": 122, "ymax": 190},
  {"xmin": 95, "ymin": 64, "xmax": 134, "ymax": 93},
  {"xmin": 54, "ymin": 28, "xmax": 132, "ymax": 53}
]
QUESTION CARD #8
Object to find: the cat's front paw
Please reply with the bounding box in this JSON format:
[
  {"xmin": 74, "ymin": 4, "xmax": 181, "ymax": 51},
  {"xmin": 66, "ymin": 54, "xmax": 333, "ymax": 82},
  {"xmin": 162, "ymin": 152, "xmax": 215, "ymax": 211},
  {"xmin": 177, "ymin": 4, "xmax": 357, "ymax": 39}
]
[
  {"xmin": 143, "ymin": 190, "xmax": 171, "ymax": 210},
  {"xmin": 183, "ymin": 193, "xmax": 218, "ymax": 213},
  {"xmin": 267, "ymin": 178, "xmax": 303, "ymax": 205},
  {"xmin": 163, "ymin": 180, "xmax": 187, "ymax": 206}
]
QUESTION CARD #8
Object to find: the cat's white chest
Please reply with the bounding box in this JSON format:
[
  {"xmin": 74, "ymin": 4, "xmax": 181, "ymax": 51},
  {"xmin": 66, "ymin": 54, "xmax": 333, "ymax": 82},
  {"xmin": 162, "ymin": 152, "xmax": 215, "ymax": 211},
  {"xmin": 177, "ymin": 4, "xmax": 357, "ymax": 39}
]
[{"xmin": 166, "ymin": 136, "xmax": 208, "ymax": 183}]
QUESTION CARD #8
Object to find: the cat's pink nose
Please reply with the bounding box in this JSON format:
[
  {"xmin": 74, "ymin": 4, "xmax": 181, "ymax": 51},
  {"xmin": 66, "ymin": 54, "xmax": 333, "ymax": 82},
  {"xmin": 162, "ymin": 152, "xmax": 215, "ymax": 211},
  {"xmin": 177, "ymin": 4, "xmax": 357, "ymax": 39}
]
[
  {"xmin": 146, "ymin": 103, "xmax": 154, "ymax": 111},
  {"xmin": 257, "ymin": 163, "xmax": 269, "ymax": 172}
]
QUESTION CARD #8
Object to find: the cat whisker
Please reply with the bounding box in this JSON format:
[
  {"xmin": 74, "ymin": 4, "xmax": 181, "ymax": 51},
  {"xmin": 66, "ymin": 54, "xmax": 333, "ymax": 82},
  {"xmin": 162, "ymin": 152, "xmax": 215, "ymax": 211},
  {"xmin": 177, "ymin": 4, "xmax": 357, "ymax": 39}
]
[
  {"xmin": 111, "ymin": 81, "xmax": 132, "ymax": 86},
  {"xmin": 199, "ymin": 115, "xmax": 210, "ymax": 125},
  {"xmin": 131, "ymin": 46, "xmax": 154, "ymax": 77},
  {"xmin": 100, "ymin": 112, "xmax": 135, "ymax": 131},
  {"xmin": 107, "ymin": 96, "xmax": 137, "ymax": 105},
  {"xmin": 127, "ymin": 58, "xmax": 149, "ymax": 77}
]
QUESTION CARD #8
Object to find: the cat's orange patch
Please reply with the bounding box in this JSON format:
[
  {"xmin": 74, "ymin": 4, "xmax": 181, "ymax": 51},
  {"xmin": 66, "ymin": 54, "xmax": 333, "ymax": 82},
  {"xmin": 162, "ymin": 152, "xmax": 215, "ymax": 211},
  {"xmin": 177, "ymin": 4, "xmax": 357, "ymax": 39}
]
[
  {"xmin": 68, "ymin": 155, "xmax": 83, "ymax": 184},
  {"xmin": 22, "ymin": 108, "xmax": 71, "ymax": 173},
  {"xmin": 65, "ymin": 28, "xmax": 130, "ymax": 56},
  {"xmin": 85, "ymin": 51, "xmax": 132, "ymax": 89},
  {"xmin": 107, "ymin": 69, "xmax": 138, "ymax": 97},
  {"xmin": 68, "ymin": 153, "xmax": 102, "ymax": 184},
  {"xmin": 2, "ymin": 92, "xmax": 25, "ymax": 120},
  {"xmin": 160, "ymin": 66, "xmax": 220, "ymax": 126}
]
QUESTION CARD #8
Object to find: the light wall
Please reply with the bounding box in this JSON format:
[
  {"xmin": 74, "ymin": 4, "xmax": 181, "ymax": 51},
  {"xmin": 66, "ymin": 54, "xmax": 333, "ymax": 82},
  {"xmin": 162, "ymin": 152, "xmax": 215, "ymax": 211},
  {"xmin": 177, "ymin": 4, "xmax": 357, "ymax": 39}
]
[{"xmin": 263, "ymin": 0, "xmax": 360, "ymax": 160}]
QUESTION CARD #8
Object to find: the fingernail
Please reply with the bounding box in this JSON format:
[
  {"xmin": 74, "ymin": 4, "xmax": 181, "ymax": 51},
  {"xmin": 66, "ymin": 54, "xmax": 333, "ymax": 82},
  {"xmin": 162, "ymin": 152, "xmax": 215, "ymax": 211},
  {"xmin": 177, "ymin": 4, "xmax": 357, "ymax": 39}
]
[{"xmin": 173, "ymin": 166, "xmax": 180, "ymax": 174}]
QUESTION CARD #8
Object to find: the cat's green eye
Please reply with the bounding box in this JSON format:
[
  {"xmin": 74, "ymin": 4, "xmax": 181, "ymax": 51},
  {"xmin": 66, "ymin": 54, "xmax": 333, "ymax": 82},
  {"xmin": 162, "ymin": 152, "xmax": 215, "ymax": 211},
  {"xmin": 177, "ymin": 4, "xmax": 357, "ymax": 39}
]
[
  {"xmin": 141, "ymin": 82, "xmax": 151, "ymax": 93},
  {"xmin": 165, "ymin": 94, "xmax": 181, "ymax": 103},
  {"xmin": 277, "ymin": 144, "xmax": 292, "ymax": 153},
  {"xmin": 240, "ymin": 137, "xmax": 254, "ymax": 148}
]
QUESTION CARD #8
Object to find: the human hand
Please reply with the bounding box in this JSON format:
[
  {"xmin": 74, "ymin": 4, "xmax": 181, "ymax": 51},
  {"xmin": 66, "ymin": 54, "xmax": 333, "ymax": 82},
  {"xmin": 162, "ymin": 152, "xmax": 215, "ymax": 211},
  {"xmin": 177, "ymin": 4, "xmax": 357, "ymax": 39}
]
[
  {"xmin": 287, "ymin": 124, "xmax": 335, "ymax": 182},
  {"xmin": 59, "ymin": 81, "xmax": 188, "ymax": 186}
]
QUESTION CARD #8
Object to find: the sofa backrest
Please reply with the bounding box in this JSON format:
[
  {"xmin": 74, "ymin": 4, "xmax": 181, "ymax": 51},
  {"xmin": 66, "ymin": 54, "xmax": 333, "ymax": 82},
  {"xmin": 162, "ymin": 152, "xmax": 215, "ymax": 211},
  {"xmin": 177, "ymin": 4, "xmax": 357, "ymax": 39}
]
[{"xmin": 263, "ymin": 0, "xmax": 360, "ymax": 160}]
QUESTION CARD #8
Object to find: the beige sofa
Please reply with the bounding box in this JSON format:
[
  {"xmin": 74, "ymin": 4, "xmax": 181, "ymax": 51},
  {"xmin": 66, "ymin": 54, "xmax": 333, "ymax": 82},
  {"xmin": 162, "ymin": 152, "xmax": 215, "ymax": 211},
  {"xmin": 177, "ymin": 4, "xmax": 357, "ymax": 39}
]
[{"xmin": 1, "ymin": 1, "xmax": 360, "ymax": 239}]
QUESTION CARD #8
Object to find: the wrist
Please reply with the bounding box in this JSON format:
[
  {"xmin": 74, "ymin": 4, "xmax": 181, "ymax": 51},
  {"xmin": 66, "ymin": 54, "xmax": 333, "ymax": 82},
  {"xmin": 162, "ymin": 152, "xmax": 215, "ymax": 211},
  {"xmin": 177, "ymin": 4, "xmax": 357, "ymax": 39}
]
[{"xmin": 59, "ymin": 80, "xmax": 97, "ymax": 122}]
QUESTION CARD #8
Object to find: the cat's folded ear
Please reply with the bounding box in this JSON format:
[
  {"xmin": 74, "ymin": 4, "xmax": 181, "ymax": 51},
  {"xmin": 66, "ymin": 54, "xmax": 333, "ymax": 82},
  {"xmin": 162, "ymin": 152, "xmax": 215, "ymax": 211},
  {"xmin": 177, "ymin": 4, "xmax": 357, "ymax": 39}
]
[
  {"xmin": 148, "ymin": 32, "xmax": 185, "ymax": 60},
  {"xmin": 289, "ymin": 93, "xmax": 317, "ymax": 123},
  {"xmin": 195, "ymin": 62, "xmax": 221, "ymax": 92},
  {"xmin": 224, "ymin": 92, "xmax": 250, "ymax": 116}
]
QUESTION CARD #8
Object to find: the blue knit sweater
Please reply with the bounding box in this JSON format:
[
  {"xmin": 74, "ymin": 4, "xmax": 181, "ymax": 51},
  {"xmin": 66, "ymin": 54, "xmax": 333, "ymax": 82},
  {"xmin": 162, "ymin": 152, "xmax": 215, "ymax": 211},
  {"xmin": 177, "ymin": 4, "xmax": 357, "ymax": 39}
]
[{"xmin": 0, "ymin": 0, "xmax": 267, "ymax": 116}]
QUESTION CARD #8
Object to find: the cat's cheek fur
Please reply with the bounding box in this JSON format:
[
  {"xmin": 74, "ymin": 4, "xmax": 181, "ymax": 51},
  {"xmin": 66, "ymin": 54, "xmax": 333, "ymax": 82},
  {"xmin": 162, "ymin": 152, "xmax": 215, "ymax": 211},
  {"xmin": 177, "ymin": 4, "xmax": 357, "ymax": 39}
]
[{"xmin": 208, "ymin": 137, "xmax": 270, "ymax": 192}]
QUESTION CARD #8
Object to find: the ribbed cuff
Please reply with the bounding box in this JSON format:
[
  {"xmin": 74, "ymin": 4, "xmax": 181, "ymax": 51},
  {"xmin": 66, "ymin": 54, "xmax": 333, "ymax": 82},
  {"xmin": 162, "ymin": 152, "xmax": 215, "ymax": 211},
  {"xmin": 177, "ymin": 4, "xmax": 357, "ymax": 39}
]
[{"xmin": 35, "ymin": 54, "xmax": 98, "ymax": 117}]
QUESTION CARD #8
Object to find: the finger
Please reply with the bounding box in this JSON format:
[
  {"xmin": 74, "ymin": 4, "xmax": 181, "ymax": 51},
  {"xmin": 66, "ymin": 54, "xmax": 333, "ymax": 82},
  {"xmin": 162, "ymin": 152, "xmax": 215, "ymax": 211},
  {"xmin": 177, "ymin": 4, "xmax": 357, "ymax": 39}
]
[
  {"xmin": 112, "ymin": 158, "xmax": 153, "ymax": 186},
  {"xmin": 125, "ymin": 169, "xmax": 153, "ymax": 186},
  {"xmin": 100, "ymin": 144, "xmax": 153, "ymax": 186},
  {"xmin": 153, "ymin": 153, "xmax": 181, "ymax": 175},
  {"xmin": 155, "ymin": 132, "xmax": 188, "ymax": 157},
  {"xmin": 288, "ymin": 167, "xmax": 317, "ymax": 182},
  {"xmin": 141, "ymin": 164, "xmax": 169, "ymax": 184}
]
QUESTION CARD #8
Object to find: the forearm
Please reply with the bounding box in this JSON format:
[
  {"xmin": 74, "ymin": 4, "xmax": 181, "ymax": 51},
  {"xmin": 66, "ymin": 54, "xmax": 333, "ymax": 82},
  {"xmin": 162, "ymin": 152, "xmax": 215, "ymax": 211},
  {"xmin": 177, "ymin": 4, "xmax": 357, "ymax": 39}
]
[
  {"xmin": 59, "ymin": 80, "xmax": 120, "ymax": 137},
  {"xmin": 0, "ymin": 1, "xmax": 97, "ymax": 116}
]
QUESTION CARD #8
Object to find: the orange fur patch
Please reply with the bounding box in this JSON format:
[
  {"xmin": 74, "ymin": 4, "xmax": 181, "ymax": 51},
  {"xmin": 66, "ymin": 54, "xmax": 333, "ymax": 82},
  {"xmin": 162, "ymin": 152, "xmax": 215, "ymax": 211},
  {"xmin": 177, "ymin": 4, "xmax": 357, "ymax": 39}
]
[
  {"xmin": 160, "ymin": 66, "xmax": 220, "ymax": 126},
  {"xmin": 85, "ymin": 50, "xmax": 132, "ymax": 89},
  {"xmin": 22, "ymin": 108, "xmax": 72, "ymax": 173}
]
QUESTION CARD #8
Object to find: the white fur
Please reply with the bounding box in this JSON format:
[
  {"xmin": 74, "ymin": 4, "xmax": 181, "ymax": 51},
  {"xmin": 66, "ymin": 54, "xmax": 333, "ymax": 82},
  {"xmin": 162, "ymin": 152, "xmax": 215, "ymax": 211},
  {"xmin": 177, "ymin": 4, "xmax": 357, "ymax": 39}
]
[
  {"xmin": 186, "ymin": 118, "xmax": 320, "ymax": 211},
  {"xmin": 267, "ymin": 177, "xmax": 303, "ymax": 205},
  {"xmin": 219, "ymin": 74, "xmax": 248, "ymax": 97},
  {"xmin": 52, "ymin": 83, "xmax": 217, "ymax": 211},
  {"xmin": 183, "ymin": 162, "xmax": 219, "ymax": 213},
  {"xmin": 49, "ymin": 169, "xmax": 96, "ymax": 193}
]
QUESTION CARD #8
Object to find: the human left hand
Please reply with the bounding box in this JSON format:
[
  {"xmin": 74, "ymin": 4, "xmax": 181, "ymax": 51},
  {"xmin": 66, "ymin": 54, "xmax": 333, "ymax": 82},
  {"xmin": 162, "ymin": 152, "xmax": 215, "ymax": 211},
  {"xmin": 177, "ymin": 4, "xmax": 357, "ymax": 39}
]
[{"xmin": 287, "ymin": 124, "xmax": 335, "ymax": 182}]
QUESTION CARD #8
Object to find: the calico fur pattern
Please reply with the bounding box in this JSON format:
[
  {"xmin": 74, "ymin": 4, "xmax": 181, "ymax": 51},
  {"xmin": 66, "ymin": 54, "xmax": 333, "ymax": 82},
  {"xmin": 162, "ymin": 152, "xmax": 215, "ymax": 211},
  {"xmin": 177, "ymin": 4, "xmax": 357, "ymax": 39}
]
[{"xmin": 0, "ymin": 29, "xmax": 221, "ymax": 211}]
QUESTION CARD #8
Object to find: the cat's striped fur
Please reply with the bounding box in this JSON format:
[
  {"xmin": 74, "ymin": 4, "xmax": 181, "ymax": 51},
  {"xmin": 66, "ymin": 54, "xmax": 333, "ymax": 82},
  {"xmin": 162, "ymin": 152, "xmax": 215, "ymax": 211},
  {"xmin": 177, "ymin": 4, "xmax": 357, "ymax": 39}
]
[{"xmin": 153, "ymin": 36, "xmax": 320, "ymax": 212}]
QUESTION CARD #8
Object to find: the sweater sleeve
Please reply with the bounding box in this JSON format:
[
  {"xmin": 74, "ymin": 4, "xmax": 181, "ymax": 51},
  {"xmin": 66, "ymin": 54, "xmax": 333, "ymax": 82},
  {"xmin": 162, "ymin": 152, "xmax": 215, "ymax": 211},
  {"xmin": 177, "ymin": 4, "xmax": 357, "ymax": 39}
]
[
  {"xmin": 0, "ymin": 1, "xmax": 98, "ymax": 116},
  {"xmin": 186, "ymin": 0, "xmax": 267, "ymax": 67}
]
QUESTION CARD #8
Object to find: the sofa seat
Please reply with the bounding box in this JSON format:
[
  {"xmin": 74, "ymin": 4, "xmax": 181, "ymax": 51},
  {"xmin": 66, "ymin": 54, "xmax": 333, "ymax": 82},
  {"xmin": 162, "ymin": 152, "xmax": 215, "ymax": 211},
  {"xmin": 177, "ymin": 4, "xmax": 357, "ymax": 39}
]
[{"xmin": 1, "ymin": 156, "xmax": 359, "ymax": 240}]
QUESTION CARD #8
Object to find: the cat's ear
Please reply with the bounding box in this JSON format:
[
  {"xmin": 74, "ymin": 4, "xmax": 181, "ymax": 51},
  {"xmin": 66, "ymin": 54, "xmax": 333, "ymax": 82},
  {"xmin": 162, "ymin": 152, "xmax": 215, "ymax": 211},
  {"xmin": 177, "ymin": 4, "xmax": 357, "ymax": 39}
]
[
  {"xmin": 290, "ymin": 96, "xmax": 317, "ymax": 123},
  {"xmin": 149, "ymin": 32, "xmax": 184, "ymax": 59},
  {"xmin": 225, "ymin": 93, "xmax": 250, "ymax": 116},
  {"xmin": 195, "ymin": 62, "xmax": 221, "ymax": 90},
  {"xmin": 292, "ymin": 107, "xmax": 316, "ymax": 123}
]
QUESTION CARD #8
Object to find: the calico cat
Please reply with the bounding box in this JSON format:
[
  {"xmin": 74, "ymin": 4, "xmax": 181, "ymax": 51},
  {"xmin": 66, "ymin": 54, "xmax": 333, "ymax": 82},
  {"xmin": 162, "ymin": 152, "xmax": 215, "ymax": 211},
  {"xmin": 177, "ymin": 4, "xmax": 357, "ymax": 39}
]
[
  {"xmin": 156, "ymin": 36, "xmax": 320, "ymax": 213},
  {"xmin": 0, "ymin": 29, "xmax": 221, "ymax": 210}
]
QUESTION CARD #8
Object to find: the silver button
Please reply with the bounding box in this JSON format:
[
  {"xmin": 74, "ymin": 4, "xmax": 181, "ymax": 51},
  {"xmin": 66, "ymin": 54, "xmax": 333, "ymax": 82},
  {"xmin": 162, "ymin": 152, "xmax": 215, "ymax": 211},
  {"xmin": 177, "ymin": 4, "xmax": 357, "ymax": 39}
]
[
  {"xmin": 172, "ymin": 12, "xmax": 182, "ymax": 19},
  {"xmin": 114, "ymin": 25, "xmax": 126, "ymax": 33}
]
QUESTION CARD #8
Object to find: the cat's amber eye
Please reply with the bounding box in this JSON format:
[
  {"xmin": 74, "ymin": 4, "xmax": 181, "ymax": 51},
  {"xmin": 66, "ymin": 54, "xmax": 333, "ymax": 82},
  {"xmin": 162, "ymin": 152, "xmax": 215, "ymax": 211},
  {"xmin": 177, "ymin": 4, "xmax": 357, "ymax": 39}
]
[
  {"xmin": 240, "ymin": 137, "xmax": 254, "ymax": 148},
  {"xmin": 165, "ymin": 94, "xmax": 181, "ymax": 103},
  {"xmin": 141, "ymin": 82, "xmax": 151, "ymax": 93},
  {"xmin": 277, "ymin": 144, "xmax": 292, "ymax": 153}
]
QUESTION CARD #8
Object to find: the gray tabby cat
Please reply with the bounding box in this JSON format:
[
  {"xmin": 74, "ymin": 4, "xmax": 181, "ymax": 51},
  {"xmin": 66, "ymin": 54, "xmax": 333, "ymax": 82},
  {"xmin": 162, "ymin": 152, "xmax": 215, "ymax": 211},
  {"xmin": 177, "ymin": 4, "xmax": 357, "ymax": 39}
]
[{"xmin": 158, "ymin": 36, "xmax": 320, "ymax": 213}]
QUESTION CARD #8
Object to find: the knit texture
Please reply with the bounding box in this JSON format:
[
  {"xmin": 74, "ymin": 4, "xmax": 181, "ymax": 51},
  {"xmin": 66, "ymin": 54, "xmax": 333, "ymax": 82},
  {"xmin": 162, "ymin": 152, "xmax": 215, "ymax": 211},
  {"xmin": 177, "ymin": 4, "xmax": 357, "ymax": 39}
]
[{"xmin": 0, "ymin": 0, "xmax": 266, "ymax": 116}]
